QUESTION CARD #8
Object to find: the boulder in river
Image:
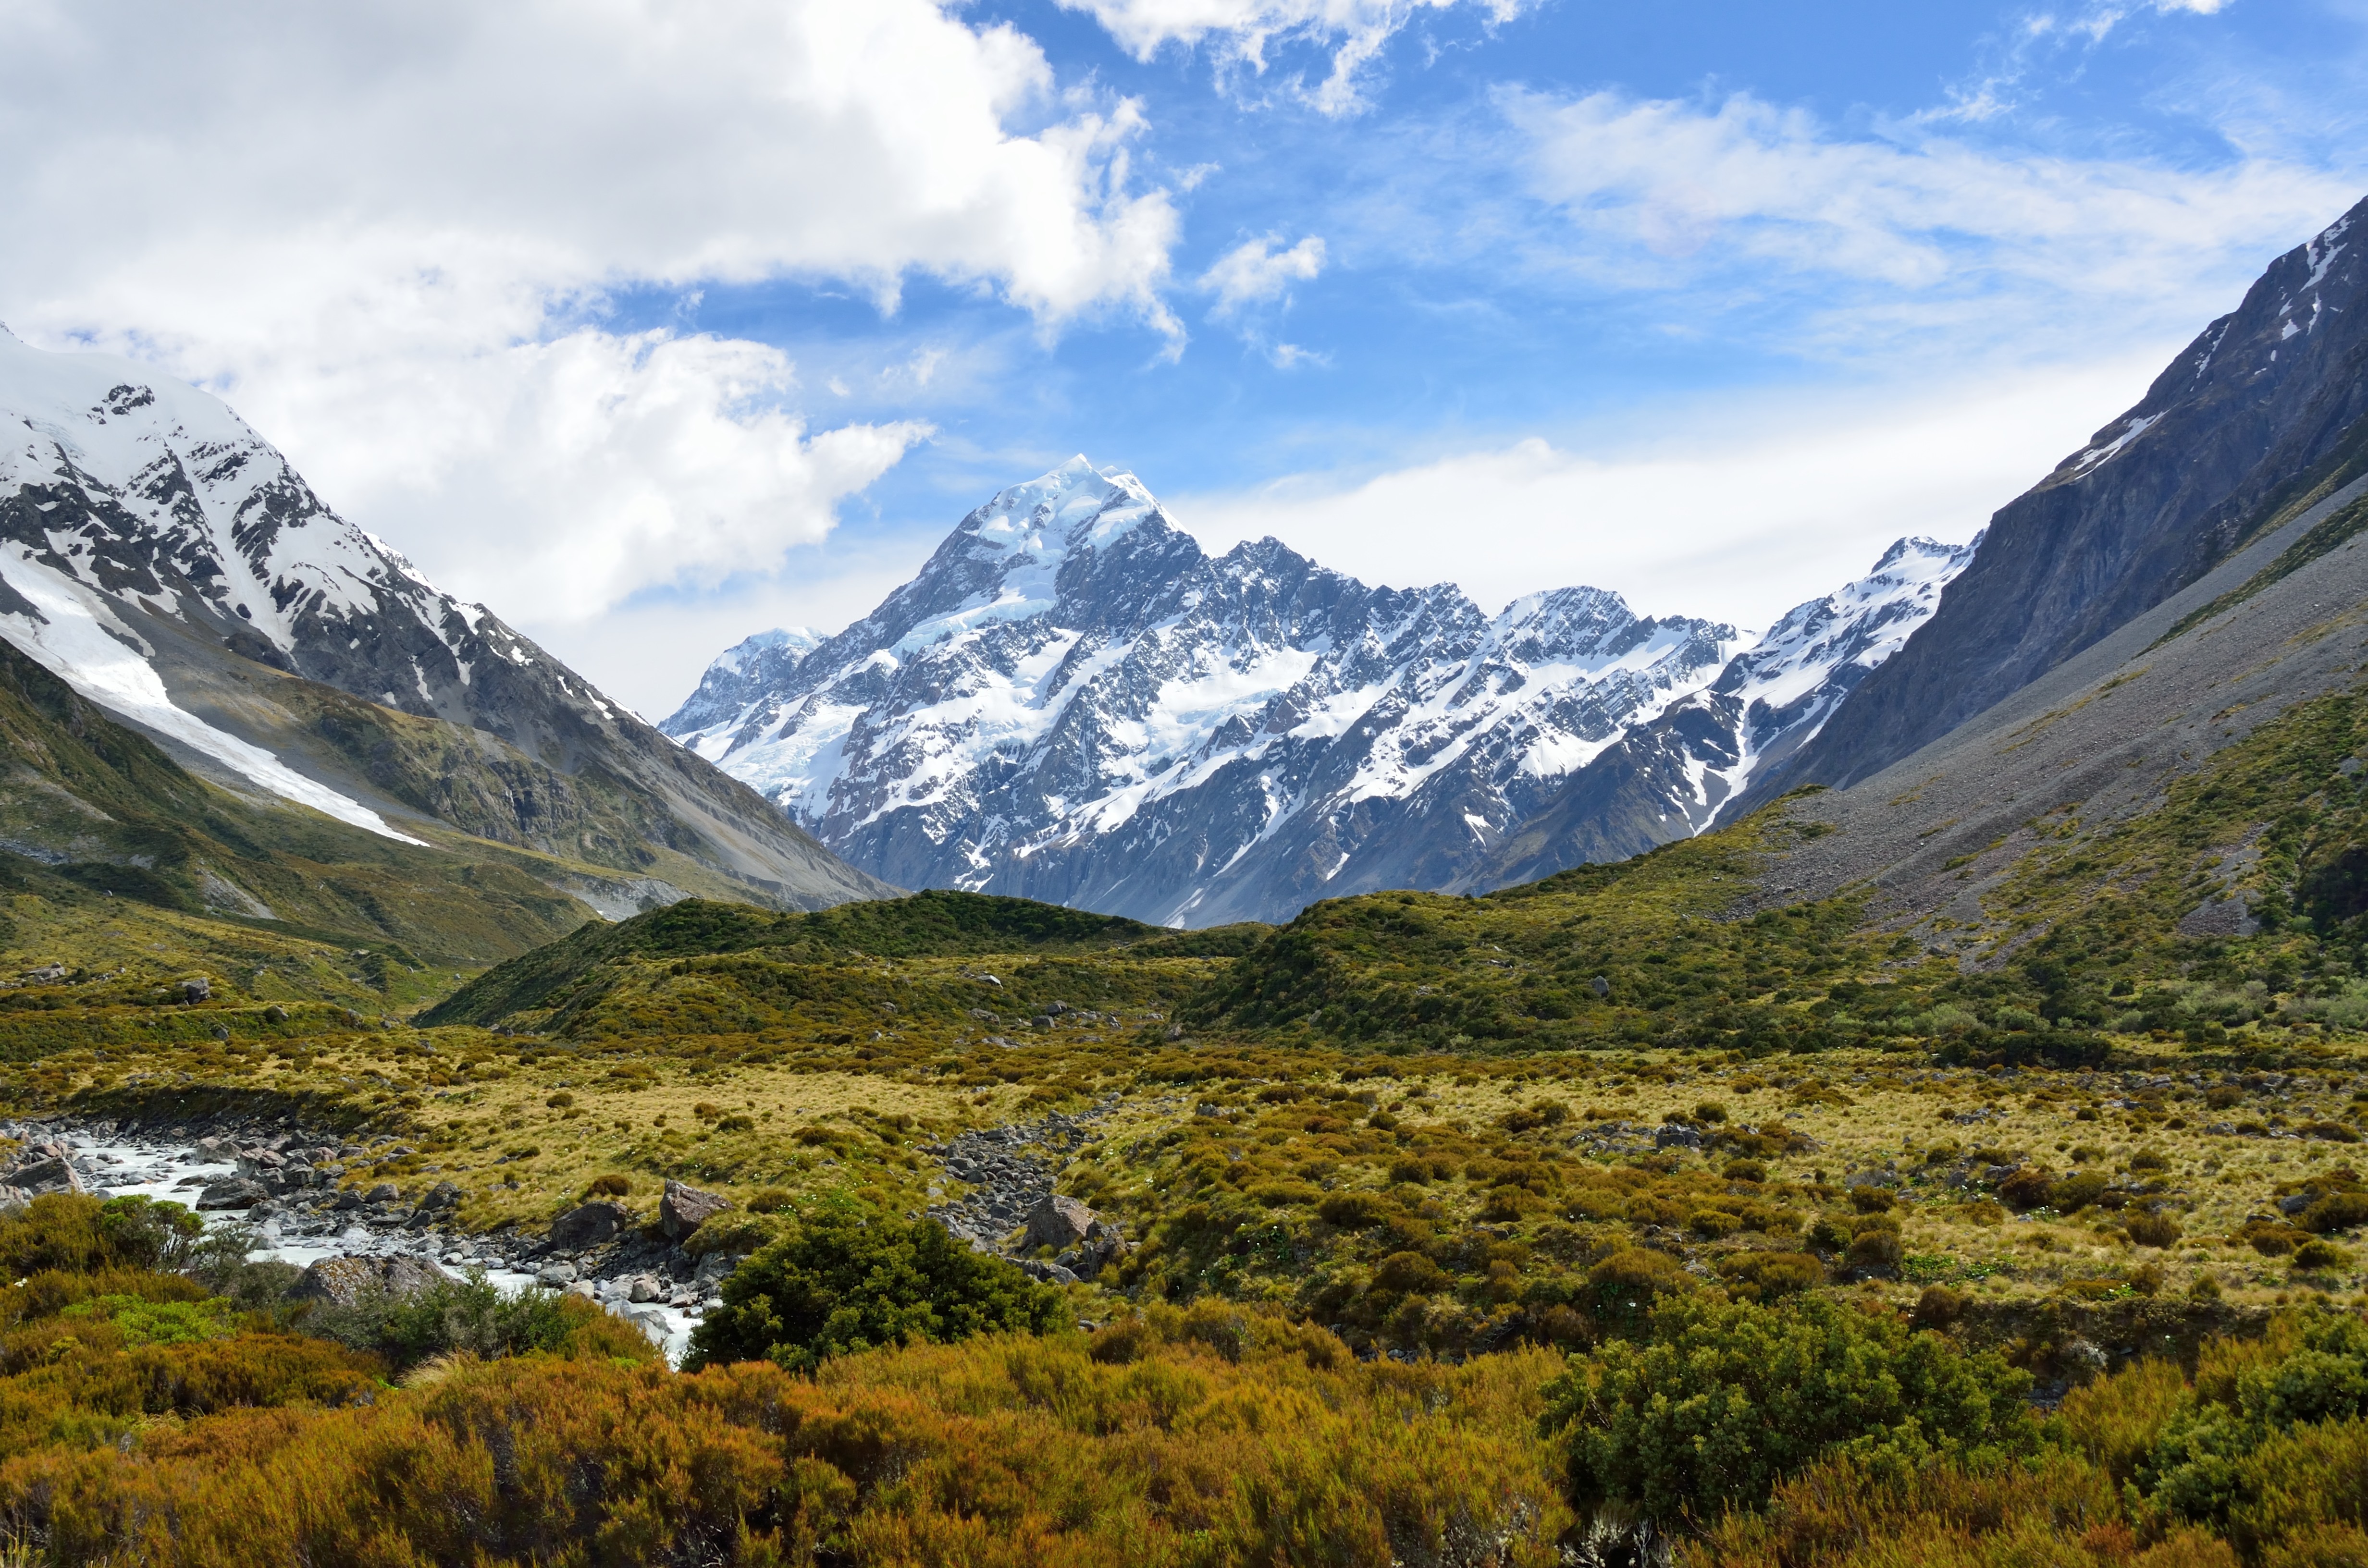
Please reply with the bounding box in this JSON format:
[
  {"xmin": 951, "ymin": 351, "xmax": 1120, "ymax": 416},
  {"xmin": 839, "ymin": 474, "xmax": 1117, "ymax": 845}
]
[
  {"xmin": 549, "ymin": 1200, "xmax": 634, "ymax": 1250},
  {"xmin": 197, "ymin": 1177, "xmax": 269, "ymax": 1211},
  {"xmin": 5, "ymin": 1157, "xmax": 82, "ymax": 1197},
  {"xmin": 288, "ymin": 1254, "xmax": 456, "ymax": 1308},
  {"xmin": 658, "ymin": 1179, "xmax": 729, "ymax": 1242}
]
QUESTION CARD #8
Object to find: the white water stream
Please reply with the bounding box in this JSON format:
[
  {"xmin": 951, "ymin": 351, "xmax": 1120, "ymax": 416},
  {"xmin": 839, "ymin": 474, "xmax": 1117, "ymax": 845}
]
[{"xmin": 33, "ymin": 1122, "xmax": 706, "ymax": 1365}]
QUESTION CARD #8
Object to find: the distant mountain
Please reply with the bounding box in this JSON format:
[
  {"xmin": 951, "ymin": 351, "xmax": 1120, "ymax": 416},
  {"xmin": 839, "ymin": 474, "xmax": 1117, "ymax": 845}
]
[
  {"xmin": 1462, "ymin": 534, "xmax": 1976, "ymax": 888},
  {"xmin": 0, "ymin": 328, "xmax": 891, "ymax": 920},
  {"xmin": 666, "ymin": 458, "xmax": 1974, "ymax": 925},
  {"xmin": 1750, "ymin": 192, "xmax": 2368, "ymax": 804}
]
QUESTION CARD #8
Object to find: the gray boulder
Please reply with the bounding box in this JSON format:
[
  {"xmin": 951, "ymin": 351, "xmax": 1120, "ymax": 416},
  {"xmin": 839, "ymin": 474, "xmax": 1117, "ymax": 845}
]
[
  {"xmin": 416, "ymin": 1181, "xmax": 464, "ymax": 1213},
  {"xmin": 1021, "ymin": 1194, "xmax": 1097, "ymax": 1253},
  {"xmin": 549, "ymin": 1200, "xmax": 634, "ymax": 1250},
  {"xmin": 659, "ymin": 1179, "xmax": 730, "ymax": 1242},
  {"xmin": 7, "ymin": 1157, "xmax": 82, "ymax": 1196},
  {"xmin": 535, "ymin": 1261, "xmax": 579, "ymax": 1287},
  {"xmin": 289, "ymin": 1254, "xmax": 455, "ymax": 1308},
  {"xmin": 1653, "ymin": 1124, "xmax": 1705, "ymax": 1151},
  {"xmin": 197, "ymin": 1177, "xmax": 269, "ymax": 1210}
]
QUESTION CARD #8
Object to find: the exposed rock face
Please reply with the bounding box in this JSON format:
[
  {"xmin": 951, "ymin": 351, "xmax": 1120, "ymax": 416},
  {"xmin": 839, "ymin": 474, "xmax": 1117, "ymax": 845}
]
[
  {"xmin": 1754, "ymin": 194, "xmax": 2368, "ymax": 803},
  {"xmin": 667, "ymin": 458, "xmax": 1738, "ymax": 926},
  {"xmin": 548, "ymin": 1200, "xmax": 635, "ymax": 1251},
  {"xmin": 0, "ymin": 327, "xmax": 893, "ymax": 913},
  {"xmin": 658, "ymin": 1180, "xmax": 730, "ymax": 1242},
  {"xmin": 288, "ymin": 1254, "xmax": 455, "ymax": 1308}
]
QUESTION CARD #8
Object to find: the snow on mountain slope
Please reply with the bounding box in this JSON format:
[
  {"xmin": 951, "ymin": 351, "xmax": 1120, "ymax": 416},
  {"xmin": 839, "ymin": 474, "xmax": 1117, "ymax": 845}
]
[
  {"xmin": 1456, "ymin": 534, "xmax": 1981, "ymax": 892},
  {"xmin": 667, "ymin": 456, "xmax": 1743, "ymax": 925},
  {"xmin": 0, "ymin": 326, "xmax": 890, "ymax": 909}
]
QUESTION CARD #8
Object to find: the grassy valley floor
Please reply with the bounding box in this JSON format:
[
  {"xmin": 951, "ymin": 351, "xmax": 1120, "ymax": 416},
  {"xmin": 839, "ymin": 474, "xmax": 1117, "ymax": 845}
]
[{"xmin": 1, "ymin": 682, "xmax": 2368, "ymax": 1561}]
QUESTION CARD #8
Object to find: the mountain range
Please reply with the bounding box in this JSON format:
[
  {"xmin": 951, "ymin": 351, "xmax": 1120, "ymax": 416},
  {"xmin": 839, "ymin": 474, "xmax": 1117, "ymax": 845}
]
[{"xmin": 664, "ymin": 461, "xmax": 1972, "ymax": 925}]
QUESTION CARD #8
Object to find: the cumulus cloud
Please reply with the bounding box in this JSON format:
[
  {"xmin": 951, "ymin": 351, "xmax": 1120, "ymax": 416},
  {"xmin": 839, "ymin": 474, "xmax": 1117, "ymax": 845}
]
[
  {"xmin": 1062, "ymin": 0, "xmax": 1527, "ymax": 114},
  {"xmin": 1200, "ymin": 234, "xmax": 1328, "ymax": 316},
  {"xmin": 0, "ymin": 0, "xmax": 1179, "ymax": 627}
]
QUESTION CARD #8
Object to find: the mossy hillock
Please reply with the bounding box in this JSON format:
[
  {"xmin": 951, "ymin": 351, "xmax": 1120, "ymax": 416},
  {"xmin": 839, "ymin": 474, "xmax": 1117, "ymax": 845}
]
[{"xmin": 418, "ymin": 889, "xmax": 1265, "ymax": 1029}]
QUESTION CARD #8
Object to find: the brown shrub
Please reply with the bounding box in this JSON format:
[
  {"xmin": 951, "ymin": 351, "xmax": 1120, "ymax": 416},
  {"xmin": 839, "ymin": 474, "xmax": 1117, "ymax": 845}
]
[
  {"xmin": 1716, "ymin": 1252, "xmax": 1826, "ymax": 1302},
  {"xmin": 2127, "ymin": 1212, "xmax": 2184, "ymax": 1248},
  {"xmin": 1996, "ymin": 1167, "xmax": 2053, "ymax": 1211}
]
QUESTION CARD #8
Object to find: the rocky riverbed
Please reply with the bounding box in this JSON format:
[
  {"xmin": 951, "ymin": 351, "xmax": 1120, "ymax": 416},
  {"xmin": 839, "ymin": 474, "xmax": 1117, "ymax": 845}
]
[
  {"xmin": 922, "ymin": 1100, "xmax": 1131, "ymax": 1284},
  {"xmin": 0, "ymin": 1102, "xmax": 1139, "ymax": 1359},
  {"xmin": 0, "ymin": 1113, "xmax": 724, "ymax": 1361}
]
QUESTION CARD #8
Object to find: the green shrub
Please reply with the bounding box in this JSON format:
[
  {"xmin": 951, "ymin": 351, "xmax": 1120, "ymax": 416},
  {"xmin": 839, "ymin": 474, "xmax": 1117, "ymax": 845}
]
[
  {"xmin": 2048, "ymin": 1172, "xmax": 2110, "ymax": 1213},
  {"xmin": 1582, "ymin": 1249, "xmax": 1692, "ymax": 1330},
  {"xmin": 1542, "ymin": 1293, "xmax": 2035, "ymax": 1523},
  {"xmin": 1371, "ymin": 1251, "xmax": 1449, "ymax": 1294},
  {"xmin": 0, "ymin": 1193, "xmax": 204, "ymax": 1277},
  {"xmin": 300, "ymin": 1271, "xmax": 640, "ymax": 1373},
  {"xmin": 2293, "ymin": 1239, "xmax": 2352, "ymax": 1272},
  {"xmin": 2142, "ymin": 1311, "xmax": 2368, "ymax": 1532},
  {"xmin": 685, "ymin": 1210, "xmax": 1061, "ymax": 1373},
  {"xmin": 1317, "ymin": 1192, "xmax": 1390, "ymax": 1228}
]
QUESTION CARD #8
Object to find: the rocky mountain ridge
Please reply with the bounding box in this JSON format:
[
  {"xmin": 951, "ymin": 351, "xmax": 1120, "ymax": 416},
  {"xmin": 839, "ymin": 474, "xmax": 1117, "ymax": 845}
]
[
  {"xmin": 0, "ymin": 327, "xmax": 891, "ymax": 916},
  {"xmin": 1753, "ymin": 191, "xmax": 2368, "ymax": 804},
  {"xmin": 668, "ymin": 459, "xmax": 1973, "ymax": 924}
]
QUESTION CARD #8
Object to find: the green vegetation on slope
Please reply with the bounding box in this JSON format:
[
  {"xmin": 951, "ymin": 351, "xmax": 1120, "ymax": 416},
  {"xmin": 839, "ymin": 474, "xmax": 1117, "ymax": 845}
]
[
  {"xmin": 419, "ymin": 888, "xmax": 1263, "ymax": 1028},
  {"xmin": 0, "ymin": 638, "xmax": 600, "ymax": 970}
]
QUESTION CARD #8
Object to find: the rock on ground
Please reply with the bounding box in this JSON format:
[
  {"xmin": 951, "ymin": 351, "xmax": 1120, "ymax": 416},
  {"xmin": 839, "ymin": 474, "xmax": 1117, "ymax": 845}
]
[
  {"xmin": 288, "ymin": 1254, "xmax": 456, "ymax": 1308},
  {"xmin": 548, "ymin": 1200, "xmax": 634, "ymax": 1250},
  {"xmin": 659, "ymin": 1180, "xmax": 729, "ymax": 1242},
  {"xmin": 1022, "ymin": 1194, "xmax": 1097, "ymax": 1252}
]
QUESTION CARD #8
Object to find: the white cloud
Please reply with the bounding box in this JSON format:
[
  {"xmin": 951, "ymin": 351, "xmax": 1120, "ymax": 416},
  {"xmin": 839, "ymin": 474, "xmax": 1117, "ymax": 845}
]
[
  {"xmin": 1506, "ymin": 88, "xmax": 2358, "ymax": 351},
  {"xmin": 318, "ymin": 329, "xmax": 930, "ymax": 625},
  {"xmin": 0, "ymin": 0, "xmax": 1181, "ymax": 629},
  {"xmin": 1062, "ymin": 0, "xmax": 1526, "ymax": 114},
  {"xmin": 1200, "ymin": 234, "xmax": 1329, "ymax": 316},
  {"xmin": 1169, "ymin": 353, "xmax": 2180, "ymax": 634}
]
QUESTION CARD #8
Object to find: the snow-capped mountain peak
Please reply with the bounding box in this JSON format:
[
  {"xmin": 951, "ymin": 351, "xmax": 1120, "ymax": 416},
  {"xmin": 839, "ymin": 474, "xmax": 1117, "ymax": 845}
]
[
  {"xmin": 0, "ymin": 327, "xmax": 889, "ymax": 909},
  {"xmin": 666, "ymin": 458, "xmax": 1747, "ymax": 925}
]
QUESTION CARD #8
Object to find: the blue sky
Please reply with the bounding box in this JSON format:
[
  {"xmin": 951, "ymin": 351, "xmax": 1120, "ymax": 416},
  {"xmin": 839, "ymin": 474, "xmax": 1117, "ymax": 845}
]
[{"xmin": 6, "ymin": 0, "xmax": 2365, "ymax": 714}]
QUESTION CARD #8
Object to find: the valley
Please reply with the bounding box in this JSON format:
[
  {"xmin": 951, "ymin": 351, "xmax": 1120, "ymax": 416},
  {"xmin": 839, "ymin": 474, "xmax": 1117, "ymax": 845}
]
[{"xmin": 0, "ymin": 156, "xmax": 2365, "ymax": 1568}]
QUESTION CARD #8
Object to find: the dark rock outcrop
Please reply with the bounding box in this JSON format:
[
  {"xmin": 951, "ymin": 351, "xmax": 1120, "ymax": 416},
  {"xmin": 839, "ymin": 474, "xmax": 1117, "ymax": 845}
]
[{"xmin": 1751, "ymin": 195, "xmax": 2368, "ymax": 804}]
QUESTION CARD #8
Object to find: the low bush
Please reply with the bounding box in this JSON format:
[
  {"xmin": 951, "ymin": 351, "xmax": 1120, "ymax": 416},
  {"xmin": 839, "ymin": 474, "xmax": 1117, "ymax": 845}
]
[
  {"xmin": 299, "ymin": 1272, "xmax": 655, "ymax": 1374},
  {"xmin": 1541, "ymin": 1293, "xmax": 2036, "ymax": 1523},
  {"xmin": 686, "ymin": 1209, "xmax": 1062, "ymax": 1373}
]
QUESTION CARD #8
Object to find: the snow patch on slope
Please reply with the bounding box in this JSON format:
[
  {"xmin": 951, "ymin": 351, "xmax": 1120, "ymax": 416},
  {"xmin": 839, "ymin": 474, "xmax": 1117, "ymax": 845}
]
[{"xmin": 0, "ymin": 545, "xmax": 426, "ymax": 844}]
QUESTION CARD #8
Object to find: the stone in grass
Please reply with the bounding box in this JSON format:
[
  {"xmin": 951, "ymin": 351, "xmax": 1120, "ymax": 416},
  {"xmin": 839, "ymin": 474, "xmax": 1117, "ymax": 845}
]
[
  {"xmin": 289, "ymin": 1255, "xmax": 456, "ymax": 1308},
  {"xmin": 1021, "ymin": 1193, "xmax": 1097, "ymax": 1253},
  {"xmin": 659, "ymin": 1179, "xmax": 730, "ymax": 1242},
  {"xmin": 548, "ymin": 1200, "xmax": 634, "ymax": 1250}
]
